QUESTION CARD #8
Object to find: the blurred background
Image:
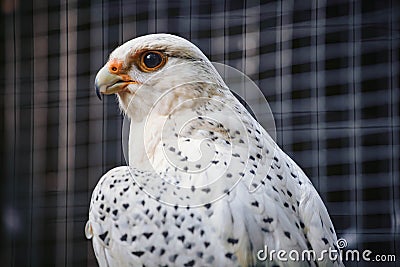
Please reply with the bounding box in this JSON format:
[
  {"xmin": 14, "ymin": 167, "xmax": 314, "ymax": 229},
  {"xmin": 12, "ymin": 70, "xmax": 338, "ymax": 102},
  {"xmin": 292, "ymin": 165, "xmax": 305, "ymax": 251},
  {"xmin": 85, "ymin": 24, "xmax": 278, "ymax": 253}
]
[{"xmin": 0, "ymin": 0, "xmax": 399, "ymax": 266}]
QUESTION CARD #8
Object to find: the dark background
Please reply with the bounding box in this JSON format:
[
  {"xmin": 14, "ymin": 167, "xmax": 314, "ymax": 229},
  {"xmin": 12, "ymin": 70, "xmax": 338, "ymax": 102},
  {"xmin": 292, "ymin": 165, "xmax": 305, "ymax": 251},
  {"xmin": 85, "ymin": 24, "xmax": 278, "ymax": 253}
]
[{"xmin": 0, "ymin": 0, "xmax": 399, "ymax": 266}]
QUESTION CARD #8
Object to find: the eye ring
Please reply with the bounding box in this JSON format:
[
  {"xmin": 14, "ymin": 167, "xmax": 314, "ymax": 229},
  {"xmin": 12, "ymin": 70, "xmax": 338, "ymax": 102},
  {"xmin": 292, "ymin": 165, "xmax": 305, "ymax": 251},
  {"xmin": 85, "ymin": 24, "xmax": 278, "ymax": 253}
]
[{"xmin": 138, "ymin": 51, "xmax": 167, "ymax": 72}]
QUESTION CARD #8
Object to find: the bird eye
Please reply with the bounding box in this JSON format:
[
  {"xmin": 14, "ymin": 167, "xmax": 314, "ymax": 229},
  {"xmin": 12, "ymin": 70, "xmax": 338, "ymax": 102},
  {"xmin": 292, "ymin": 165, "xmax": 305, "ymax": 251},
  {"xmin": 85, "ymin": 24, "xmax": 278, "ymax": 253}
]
[{"xmin": 139, "ymin": 51, "xmax": 167, "ymax": 72}]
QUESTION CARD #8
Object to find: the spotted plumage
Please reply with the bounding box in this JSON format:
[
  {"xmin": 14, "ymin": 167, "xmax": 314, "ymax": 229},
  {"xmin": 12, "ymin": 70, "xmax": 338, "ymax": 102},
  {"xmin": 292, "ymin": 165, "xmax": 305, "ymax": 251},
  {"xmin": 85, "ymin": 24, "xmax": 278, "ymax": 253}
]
[
  {"xmin": 86, "ymin": 167, "xmax": 238, "ymax": 266},
  {"xmin": 86, "ymin": 34, "xmax": 344, "ymax": 266}
]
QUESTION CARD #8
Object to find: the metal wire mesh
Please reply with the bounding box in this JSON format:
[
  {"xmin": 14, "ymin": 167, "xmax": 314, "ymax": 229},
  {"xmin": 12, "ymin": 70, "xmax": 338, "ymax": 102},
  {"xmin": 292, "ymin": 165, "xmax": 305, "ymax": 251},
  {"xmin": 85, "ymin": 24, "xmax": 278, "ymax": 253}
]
[{"xmin": 0, "ymin": 0, "xmax": 398, "ymax": 266}]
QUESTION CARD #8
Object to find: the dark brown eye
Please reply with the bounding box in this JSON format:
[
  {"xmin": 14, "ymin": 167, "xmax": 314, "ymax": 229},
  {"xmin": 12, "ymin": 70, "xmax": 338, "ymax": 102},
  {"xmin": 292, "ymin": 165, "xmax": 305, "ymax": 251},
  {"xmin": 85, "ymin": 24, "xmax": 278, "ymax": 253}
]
[
  {"xmin": 139, "ymin": 51, "xmax": 167, "ymax": 72},
  {"xmin": 144, "ymin": 52, "xmax": 162, "ymax": 68}
]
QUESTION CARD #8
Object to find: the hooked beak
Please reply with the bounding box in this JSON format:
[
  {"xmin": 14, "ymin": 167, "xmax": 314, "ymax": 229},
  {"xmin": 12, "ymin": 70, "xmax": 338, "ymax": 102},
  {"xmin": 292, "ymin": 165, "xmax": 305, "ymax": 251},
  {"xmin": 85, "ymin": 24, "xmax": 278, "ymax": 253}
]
[{"xmin": 94, "ymin": 66, "xmax": 138, "ymax": 100}]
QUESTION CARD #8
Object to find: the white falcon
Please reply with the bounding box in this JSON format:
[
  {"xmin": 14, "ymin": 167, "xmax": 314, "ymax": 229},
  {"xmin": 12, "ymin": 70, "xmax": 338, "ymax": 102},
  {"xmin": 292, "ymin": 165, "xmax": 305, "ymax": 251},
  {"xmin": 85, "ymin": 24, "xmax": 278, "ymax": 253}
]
[{"xmin": 86, "ymin": 33, "xmax": 344, "ymax": 267}]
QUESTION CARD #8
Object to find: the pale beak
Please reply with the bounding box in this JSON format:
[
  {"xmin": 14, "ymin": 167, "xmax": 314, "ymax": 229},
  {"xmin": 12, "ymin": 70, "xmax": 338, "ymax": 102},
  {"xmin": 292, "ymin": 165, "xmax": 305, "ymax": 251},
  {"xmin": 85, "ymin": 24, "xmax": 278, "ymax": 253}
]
[{"xmin": 94, "ymin": 65, "xmax": 137, "ymax": 100}]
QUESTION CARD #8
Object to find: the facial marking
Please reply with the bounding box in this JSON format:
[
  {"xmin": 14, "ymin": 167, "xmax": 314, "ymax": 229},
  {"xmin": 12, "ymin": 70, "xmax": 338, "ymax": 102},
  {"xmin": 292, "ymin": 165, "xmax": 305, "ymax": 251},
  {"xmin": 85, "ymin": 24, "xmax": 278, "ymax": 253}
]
[
  {"xmin": 108, "ymin": 59, "xmax": 124, "ymax": 74},
  {"xmin": 108, "ymin": 59, "xmax": 138, "ymax": 84},
  {"xmin": 130, "ymin": 49, "xmax": 168, "ymax": 73}
]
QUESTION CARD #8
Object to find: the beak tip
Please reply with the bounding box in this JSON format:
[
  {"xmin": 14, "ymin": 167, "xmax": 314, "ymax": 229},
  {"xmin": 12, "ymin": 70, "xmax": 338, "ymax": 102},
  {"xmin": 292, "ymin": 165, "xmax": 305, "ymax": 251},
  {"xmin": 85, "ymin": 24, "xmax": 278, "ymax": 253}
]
[{"xmin": 95, "ymin": 85, "xmax": 102, "ymax": 101}]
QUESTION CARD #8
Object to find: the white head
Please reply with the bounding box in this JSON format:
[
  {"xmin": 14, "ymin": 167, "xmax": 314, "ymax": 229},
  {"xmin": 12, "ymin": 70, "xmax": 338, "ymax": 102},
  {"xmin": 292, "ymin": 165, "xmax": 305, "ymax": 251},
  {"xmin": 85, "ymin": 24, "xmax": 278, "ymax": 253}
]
[{"xmin": 95, "ymin": 34, "xmax": 227, "ymax": 121}]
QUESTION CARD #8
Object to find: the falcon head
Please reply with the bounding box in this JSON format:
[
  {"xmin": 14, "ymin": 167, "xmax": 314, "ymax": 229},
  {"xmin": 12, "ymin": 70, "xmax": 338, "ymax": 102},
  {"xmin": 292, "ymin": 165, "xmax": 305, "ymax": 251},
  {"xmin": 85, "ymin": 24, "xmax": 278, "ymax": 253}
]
[{"xmin": 95, "ymin": 34, "xmax": 226, "ymax": 121}]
